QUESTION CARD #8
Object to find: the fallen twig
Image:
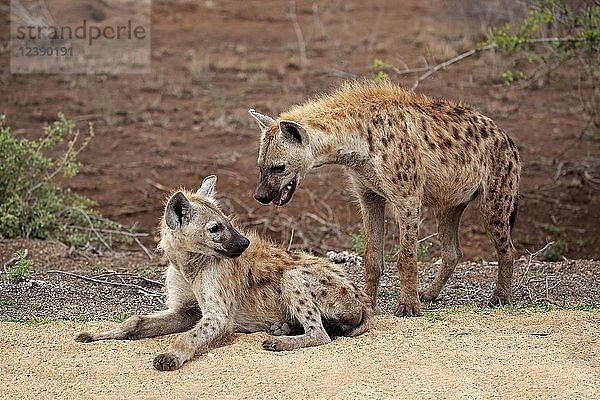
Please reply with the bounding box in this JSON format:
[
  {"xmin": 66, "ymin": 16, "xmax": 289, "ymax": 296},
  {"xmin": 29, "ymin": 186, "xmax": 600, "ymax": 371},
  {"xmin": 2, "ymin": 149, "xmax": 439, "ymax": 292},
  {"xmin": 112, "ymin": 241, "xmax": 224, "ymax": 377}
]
[
  {"xmin": 91, "ymin": 271, "xmax": 164, "ymax": 287},
  {"xmin": 145, "ymin": 178, "xmax": 170, "ymax": 192},
  {"xmin": 389, "ymin": 233, "xmax": 439, "ymax": 259},
  {"xmin": 409, "ymin": 44, "xmax": 497, "ymax": 90},
  {"xmin": 418, "ymin": 232, "xmax": 438, "ymax": 244},
  {"xmin": 131, "ymin": 235, "xmax": 154, "ymax": 259},
  {"xmin": 48, "ymin": 270, "xmax": 165, "ymax": 297}
]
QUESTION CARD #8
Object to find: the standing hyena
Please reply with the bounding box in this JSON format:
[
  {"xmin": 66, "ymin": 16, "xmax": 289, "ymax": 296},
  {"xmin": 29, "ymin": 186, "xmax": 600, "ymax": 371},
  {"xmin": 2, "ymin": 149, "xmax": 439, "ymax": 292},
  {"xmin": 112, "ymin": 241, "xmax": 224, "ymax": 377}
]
[
  {"xmin": 249, "ymin": 81, "xmax": 521, "ymax": 317},
  {"xmin": 76, "ymin": 175, "xmax": 371, "ymax": 371}
]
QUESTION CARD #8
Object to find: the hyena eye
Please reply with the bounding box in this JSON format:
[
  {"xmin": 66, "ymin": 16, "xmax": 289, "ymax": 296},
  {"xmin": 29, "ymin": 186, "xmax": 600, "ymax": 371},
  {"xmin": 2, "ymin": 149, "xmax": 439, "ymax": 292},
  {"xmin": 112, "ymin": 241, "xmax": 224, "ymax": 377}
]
[
  {"xmin": 272, "ymin": 164, "xmax": 286, "ymax": 173},
  {"xmin": 207, "ymin": 222, "xmax": 222, "ymax": 233}
]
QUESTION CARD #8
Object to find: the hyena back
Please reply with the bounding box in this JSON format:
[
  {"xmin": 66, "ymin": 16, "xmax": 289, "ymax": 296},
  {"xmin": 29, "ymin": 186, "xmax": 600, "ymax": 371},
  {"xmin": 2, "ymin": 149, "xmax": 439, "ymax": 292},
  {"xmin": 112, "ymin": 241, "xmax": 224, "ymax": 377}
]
[
  {"xmin": 249, "ymin": 81, "xmax": 521, "ymax": 317},
  {"xmin": 76, "ymin": 175, "xmax": 370, "ymax": 370}
]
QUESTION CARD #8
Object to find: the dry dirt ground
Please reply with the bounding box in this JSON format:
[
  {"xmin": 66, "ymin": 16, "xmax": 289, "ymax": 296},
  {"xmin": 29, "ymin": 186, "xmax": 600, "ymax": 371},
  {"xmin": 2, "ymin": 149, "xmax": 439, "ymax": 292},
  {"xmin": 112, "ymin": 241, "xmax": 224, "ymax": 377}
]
[
  {"xmin": 1, "ymin": 239, "xmax": 599, "ymax": 321},
  {"xmin": 1, "ymin": 241, "xmax": 599, "ymax": 399},
  {"xmin": 1, "ymin": 311, "xmax": 598, "ymax": 400}
]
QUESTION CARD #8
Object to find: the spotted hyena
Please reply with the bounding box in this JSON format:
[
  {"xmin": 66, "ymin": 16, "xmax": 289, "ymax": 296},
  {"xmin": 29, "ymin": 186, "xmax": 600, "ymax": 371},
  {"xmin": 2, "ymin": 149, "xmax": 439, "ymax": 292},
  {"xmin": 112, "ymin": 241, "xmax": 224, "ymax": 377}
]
[
  {"xmin": 75, "ymin": 175, "xmax": 371, "ymax": 371},
  {"xmin": 249, "ymin": 81, "xmax": 521, "ymax": 317}
]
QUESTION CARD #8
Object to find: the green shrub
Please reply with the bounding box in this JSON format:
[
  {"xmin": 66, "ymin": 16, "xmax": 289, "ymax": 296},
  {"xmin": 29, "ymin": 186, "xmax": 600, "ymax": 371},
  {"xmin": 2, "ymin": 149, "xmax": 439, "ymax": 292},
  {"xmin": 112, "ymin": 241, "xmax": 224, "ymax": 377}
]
[
  {"xmin": 0, "ymin": 114, "xmax": 98, "ymax": 242},
  {"xmin": 351, "ymin": 232, "xmax": 365, "ymax": 255},
  {"xmin": 542, "ymin": 223, "xmax": 564, "ymax": 236},
  {"xmin": 372, "ymin": 58, "xmax": 390, "ymax": 82},
  {"xmin": 4, "ymin": 250, "xmax": 32, "ymax": 284},
  {"xmin": 488, "ymin": 0, "xmax": 599, "ymax": 128},
  {"xmin": 417, "ymin": 241, "xmax": 430, "ymax": 261},
  {"xmin": 542, "ymin": 239, "xmax": 565, "ymax": 261},
  {"xmin": 0, "ymin": 114, "xmax": 133, "ymax": 248}
]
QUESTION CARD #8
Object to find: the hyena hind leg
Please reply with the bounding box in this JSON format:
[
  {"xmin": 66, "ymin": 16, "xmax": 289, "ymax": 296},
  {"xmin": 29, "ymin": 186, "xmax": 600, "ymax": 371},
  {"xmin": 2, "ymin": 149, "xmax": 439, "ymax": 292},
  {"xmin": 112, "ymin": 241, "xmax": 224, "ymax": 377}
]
[
  {"xmin": 480, "ymin": 193, "xmax": 518, "ymax": 306},
  {"xmin": 267, "ymin": 319, "xmax": 303, "ymax": 336},
  {"xmin": 75, "ymin": 306, "xmax": 202, "ymax": 343},
  {"xmin": 420, "ymin": 202, "xmax": 468, "ymax": 303},
  {"xmin": 262, "ymin": 271, "xmax": 330, "ymax": 351}
]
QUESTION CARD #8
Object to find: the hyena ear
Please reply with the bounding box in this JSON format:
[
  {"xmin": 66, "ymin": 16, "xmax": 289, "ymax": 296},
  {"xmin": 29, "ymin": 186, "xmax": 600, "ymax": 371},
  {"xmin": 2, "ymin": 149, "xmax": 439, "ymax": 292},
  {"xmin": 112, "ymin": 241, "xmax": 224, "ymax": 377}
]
[
  {"xmin": 165, "ymin": 192, "xmax": 192, "ymax": 230},
  {"xmin": 279, "ymin": 120, "xmax": 308, "ymax": 145},
  {"xmin": 197, "ymin": 175, "xmax": 217, "ymax": 199},
  {"xmin": 248, "ymin": 109, "xmax": 275, "ymax": 132}
]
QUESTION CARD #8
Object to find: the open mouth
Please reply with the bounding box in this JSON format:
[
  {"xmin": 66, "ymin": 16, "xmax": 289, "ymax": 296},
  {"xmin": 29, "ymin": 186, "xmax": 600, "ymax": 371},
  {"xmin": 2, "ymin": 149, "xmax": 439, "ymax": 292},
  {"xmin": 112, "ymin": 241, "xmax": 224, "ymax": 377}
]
[{"xmin": 272, "ymin": 179, "xmax": 296, "ymax": 207}]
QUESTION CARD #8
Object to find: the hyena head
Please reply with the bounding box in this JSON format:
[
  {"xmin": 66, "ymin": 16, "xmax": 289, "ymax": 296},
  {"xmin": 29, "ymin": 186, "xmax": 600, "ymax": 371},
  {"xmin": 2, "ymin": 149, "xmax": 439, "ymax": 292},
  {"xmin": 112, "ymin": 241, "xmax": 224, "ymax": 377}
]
[
  {"xmin": 249, "ymin": 109, "xmax": 313, "ymax": 207},
  {"xmin": 163, "ymin": 175, "xmax": 250, "ymax": 258}
]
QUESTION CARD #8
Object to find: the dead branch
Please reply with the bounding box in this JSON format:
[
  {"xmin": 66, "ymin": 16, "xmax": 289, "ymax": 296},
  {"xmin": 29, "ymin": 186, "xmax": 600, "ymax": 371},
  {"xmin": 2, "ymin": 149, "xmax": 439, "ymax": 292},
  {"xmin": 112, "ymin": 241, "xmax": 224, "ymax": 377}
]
[
  {"xmin": 532, "ymin": 297, "xmax": 562, "ymax": 307},
  {"xmin": 418, "ymin": 232, "xmax": 438, "ymax": 244},
  {"xmin": 409, "ymin": 44, "xmax": 497, "ymax": 90},
  {"xmin": 67, "ymin": 225, "xmax": 149, "ymax": 237},
  {"xmin": 288, "ymin": 0, "xmax": 307, "ymax": 66},
  {"xmin": 145, "ymin": 178, "xmax": 170, "ymax": 192},
  {"xmin": 48, "ymin": 270, "xmax": 165, "ymax": 297},
  {"xmin": 91, "ymin": 271, "xmax": 164, "ymax": 287},
  {"xmin": 515, "ymin": 241, "xmax": 555, "ymax": 290},
  {"xmin": 400, "ymin": 37, "xmax": 589, "ymax": 90},
  {"xmin": 71, "ymin": 207, "xmax": 113, "ymax": 253},
  {"xmin": 67, "ymin": 223, "xmax": 154, "ymax": 259},
  {"xmin": 127, "ymin": 234, "xmax": 153, "ymax": 259},
  {"xmin": 287, "ymin": 228, "xmax": 295, "ymax": 251}
]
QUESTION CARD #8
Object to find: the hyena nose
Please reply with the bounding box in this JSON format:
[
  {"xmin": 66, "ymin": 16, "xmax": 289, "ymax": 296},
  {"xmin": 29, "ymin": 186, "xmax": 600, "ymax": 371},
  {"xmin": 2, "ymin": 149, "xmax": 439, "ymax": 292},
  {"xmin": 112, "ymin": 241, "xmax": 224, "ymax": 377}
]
[
  {"xmin": 254, "ymin": 188, "xmax": 271, "ymax": 204},
  {"xmin": 228, "ymin": 234, "xmax": 250, "ymax": 257}
]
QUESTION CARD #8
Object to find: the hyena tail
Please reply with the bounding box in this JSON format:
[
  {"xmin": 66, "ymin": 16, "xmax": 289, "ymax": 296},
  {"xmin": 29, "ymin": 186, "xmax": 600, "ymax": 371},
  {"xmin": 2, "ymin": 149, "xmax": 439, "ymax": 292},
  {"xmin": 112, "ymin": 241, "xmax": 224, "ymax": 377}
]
[
  {"xmin": 346, "ymin": 305, "xmax": 373, "ymax": 337},
  {"xmin": 509, "ymin": 197, "xmax": 518, "ymax": 233}
]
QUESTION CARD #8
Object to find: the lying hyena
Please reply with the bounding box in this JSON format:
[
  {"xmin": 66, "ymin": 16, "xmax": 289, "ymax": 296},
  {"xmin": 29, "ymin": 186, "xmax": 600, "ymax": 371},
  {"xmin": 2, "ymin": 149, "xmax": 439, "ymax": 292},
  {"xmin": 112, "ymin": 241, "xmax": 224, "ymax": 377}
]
[
  {"xmin": 76, "ymin": 175, "xmax": 371, "ymax": 371},
  {"xmin": 249, "ymin": 81, "xmax": 521, "ymax": 317}
]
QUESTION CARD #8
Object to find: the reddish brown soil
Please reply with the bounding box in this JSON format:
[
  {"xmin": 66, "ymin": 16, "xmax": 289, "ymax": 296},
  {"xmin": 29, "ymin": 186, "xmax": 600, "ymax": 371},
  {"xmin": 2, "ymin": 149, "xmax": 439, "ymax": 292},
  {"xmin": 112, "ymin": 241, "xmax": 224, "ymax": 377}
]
[{"xmin": 1, "ymin": 0, "xmax": 598, "ymax": 260}]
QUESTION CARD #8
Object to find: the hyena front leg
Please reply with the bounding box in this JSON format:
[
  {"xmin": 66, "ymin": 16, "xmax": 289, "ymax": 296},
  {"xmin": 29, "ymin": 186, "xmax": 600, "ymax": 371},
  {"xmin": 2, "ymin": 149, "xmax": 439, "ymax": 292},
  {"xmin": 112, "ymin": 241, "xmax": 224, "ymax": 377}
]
[
  {"xmin": 76, "ymin": 266, "xmax": 200, "ymax": 343},
  {"xmin": 262, "ymin": 270, "xmax": 331, "ymax": 351},
  {"xmin": 75, "ymin": 306, "xmax": 202, "ymax": 343},
  {"xmin": 354, "ymin": 180, "xmax": 386, "ymax": 308},
  {"xmin": 154, "ymin": 308, "xmax": 234, "ymax": 371},
  {"xmin": 391, "ymin": 195, "xmax": 422, "ymax": 317}
]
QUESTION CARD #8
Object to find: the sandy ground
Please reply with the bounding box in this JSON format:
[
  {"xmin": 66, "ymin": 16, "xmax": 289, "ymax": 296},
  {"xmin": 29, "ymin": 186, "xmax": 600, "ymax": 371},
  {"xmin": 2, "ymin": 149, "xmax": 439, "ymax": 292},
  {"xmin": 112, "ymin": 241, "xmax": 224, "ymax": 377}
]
[{"xmin": 2, "ymin": 311, "xmax": 598, "ymax": 400}]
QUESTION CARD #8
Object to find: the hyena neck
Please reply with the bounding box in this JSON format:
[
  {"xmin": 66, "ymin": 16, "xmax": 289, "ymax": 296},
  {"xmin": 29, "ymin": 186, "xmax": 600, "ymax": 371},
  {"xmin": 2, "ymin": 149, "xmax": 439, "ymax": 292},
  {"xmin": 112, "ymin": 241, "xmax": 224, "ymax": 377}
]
[
  {"xmin": 281, "ymin": 105, "xmax": 371, "ymax": 172},
  {"xmin": 308, "ymin": 123, "xmax": 370, "ymax": 172},
  {"xmin": 165, "ymin": 247, "xmax": 213, "ymax": 277}
]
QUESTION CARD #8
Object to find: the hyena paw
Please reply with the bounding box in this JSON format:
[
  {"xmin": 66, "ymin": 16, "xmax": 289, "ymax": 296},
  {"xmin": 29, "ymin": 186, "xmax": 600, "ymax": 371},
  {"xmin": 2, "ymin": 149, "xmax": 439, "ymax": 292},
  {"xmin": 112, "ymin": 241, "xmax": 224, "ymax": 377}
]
[
  {"xmin": 74, "ymin": 332, "xmax": 94, "ymax": 343},
  {"xmin": 262, "ymin": 337, "xmax": 289, "ymax": 352},
  {"xmin": 394, "ymin": 300, "xmax": 422, "ymax": 317},
  {"xmin": 488, "ymin": 290, "xmax": 512, "ymax": 306},
  {"xmin": 419, "ymin": 289, "xmax": 439, "ymax": 303},
  {"xmin": 267, "ymin": 321, "xmax": 301, "ymax": 336},
  {"xmin": 153, "ymin": 352, "xmax": 184, "ymax": 371}
]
